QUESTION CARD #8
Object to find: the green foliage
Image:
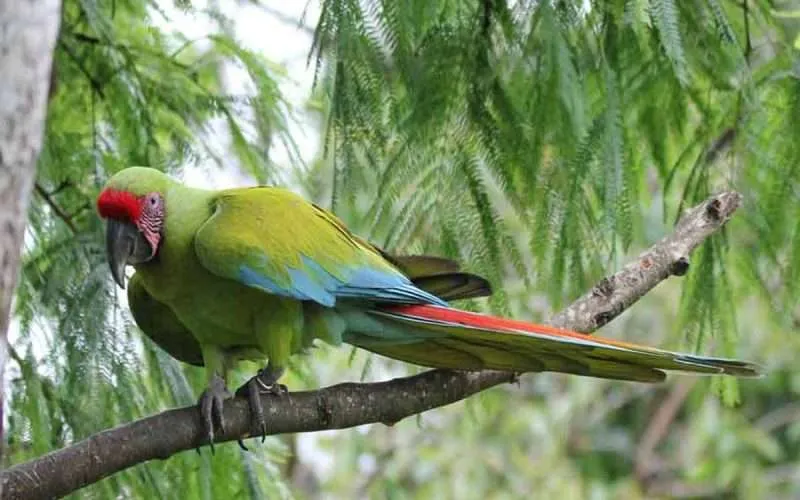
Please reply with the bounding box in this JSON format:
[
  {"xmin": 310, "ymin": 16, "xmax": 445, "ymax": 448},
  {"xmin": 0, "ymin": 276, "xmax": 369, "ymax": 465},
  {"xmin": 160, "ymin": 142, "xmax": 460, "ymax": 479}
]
[{"xmin": 7, "ymin": 0, "xmax": 800, "ymax": 498}]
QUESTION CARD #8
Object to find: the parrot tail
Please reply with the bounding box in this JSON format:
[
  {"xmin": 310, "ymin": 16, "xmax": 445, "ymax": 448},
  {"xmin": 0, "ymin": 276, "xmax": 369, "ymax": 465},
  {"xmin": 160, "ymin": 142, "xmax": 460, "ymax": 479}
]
[{"xmin": 344, "ymin": 305, "xmax": 762, "ymax": 383}]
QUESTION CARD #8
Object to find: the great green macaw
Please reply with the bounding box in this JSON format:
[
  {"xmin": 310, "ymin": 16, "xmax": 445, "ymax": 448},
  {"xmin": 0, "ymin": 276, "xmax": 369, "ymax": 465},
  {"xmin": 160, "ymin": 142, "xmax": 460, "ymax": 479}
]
[{"xmin": 97, "ymin": 167, "xmax": 761, "ymax": 446}]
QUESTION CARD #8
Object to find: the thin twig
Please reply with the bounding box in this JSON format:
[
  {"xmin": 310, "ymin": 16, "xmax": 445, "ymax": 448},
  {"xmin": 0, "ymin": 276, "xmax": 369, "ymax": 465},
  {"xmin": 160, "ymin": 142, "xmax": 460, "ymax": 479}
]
[
  {"xmin": 59, "ymin": 41, "xmax": 105, "ymax": 98},
  {"xmin": 50, "ymin": 180, "xmax": 72, "ymax": 196},
  {"xmin": 0, "ymin": 191, "xmax": 744, "ymax": 500},
  {"xmin": 646, "ymin": 478, "xmax": 729, "ymax": 499},
  {"xmin": 67, "ymin": 31, "xmax": 192, "ymax": 71},
  {"xmin": 634, "ymin": 379, "xmax": 696, "ymax": 480},
  {"xmin": 743, "ymin": 0, "xmax": 752, "ymax": 62},
  {"xmin": 756, "ymin": 402, "xmax": 800, "ymax": 433},
  {"xmin": 259, "ymin": 4, "xmax": 315, "ymax": 36},
  {"xmin": 34, "ymin": 183, "xmax": 78, "ymax": 233}
]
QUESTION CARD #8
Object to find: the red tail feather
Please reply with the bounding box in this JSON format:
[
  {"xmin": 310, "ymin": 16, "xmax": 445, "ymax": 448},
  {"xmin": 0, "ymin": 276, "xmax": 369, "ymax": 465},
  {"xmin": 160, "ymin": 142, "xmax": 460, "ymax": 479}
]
[
  {"xmin": 359, "ymin": 304, "xmax": 762, "ymax": 379},
  {"xmin": 381, "ymin": 304, "xmax": 644, "ymax": 350}
]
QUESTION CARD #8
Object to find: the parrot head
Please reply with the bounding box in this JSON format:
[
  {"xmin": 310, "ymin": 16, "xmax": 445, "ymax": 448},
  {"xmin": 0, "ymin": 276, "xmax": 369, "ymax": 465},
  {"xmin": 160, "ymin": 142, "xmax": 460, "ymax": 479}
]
[{"xmin": 96, "ymin": 167, "xmax": 171, "ymax": 289}]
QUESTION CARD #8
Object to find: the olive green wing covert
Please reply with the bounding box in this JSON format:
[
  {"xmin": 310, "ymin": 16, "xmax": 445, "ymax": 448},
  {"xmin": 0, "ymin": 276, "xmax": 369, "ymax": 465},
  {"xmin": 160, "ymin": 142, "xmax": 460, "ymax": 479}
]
[{"xmin": 193, "ymin": 188, "xmax": 448, "ymax": 308}]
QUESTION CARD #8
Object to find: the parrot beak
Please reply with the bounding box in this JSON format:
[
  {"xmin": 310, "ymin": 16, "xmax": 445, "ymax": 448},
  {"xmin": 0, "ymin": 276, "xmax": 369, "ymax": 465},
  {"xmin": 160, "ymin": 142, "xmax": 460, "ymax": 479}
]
[{"xmin": 105, "ymin": 219, "xmax": 151, "ymax": 289}]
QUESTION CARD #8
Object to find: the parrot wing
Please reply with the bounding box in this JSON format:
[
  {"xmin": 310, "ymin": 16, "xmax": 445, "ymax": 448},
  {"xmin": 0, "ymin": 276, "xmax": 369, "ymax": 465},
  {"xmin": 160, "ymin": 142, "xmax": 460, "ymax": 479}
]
[
  {"xmin": 194, "ymin": 188, "xmax": 449, "ymax": 308},
  {"xmin": 333, "ymin": 227, "xmax": 492, "ymax": 300},
  {"xmin": 127, "ymin": 273, "xmax": 204, "ymax": 366},
  {"xmin": 350, "ymin": 233, "xmax": 492, "ymax": 300},
  {"xmin": 374, "ymin": 252, "xmax": 462, "ymax": 274},
  {"xmin": 378, "ymin": 254, "xmax": 492, "ymax": 301},
  {"xmin": 405, "ymin": 273, "xmax": 491, "ymax": 302},
  {"xmin": 343, "ymin": 305, "xmax": 762, "ymax": 382}
]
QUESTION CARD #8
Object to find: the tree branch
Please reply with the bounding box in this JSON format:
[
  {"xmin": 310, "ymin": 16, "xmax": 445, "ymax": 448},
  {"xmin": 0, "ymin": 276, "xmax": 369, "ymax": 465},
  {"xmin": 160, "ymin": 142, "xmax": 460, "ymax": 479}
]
[
  {"xmin": 549, "ymin": 191, "xmax": 742, "ymax": 332},
  {"xmin": 34, "ymin": 183, "xmax": 78, "ymax": 233},
  {"xmin": 1, "ymin": 191, "xmax": 743, "ymax": 500},
  {"xmin": 634, "ymin": 379, "xmax": 696, "ymax": 481},
  {"xmin": 258, "ymin": 4, "xmax": 315, "ymax": 36}
]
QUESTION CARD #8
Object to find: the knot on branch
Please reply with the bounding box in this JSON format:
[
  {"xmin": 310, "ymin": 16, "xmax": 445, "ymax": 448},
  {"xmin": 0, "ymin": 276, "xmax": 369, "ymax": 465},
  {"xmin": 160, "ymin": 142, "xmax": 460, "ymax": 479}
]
[
  {"xmin": 592, "ymin": 276, "xmax": 616, "ymax": 299},
  {"xmin": 705, "ymin": 191, "xmax": 742, "ymax": 223},
  {"xmin": 316, "ymin": 393, "xmax": 334, "ymax": 429},
  {"xmin": 670, "ymin": 257, "xmax": 690, "ymax": 276}
]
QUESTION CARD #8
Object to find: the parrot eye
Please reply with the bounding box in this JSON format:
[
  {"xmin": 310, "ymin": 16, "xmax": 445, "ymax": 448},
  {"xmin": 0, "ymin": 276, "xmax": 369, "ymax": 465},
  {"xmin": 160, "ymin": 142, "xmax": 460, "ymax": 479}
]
[{"xmin": 145, "ymin": 193, "xmax": 161, "ymax": 207}]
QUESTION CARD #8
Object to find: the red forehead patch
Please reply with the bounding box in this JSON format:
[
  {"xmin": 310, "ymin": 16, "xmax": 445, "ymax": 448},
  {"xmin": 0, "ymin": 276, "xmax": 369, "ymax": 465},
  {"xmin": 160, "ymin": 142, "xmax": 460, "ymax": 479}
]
[{"xmin": 97, "ymin": 189, "xmax": 142, "ymax": 221}]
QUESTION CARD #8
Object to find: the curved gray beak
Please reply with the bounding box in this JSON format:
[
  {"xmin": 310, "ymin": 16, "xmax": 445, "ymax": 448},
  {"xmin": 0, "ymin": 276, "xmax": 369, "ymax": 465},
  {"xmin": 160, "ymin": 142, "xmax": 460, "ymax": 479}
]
[{"xmin": 105, "ymin": 219, "xmax": 149, "ymax": 289}]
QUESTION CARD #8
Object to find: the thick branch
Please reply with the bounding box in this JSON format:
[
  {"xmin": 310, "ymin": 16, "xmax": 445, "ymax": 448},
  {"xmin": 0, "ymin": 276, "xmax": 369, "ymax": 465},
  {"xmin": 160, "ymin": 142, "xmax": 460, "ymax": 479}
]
[{"xmin": 1, "ymin": 191, "xmax": 742, "ymax": 500}]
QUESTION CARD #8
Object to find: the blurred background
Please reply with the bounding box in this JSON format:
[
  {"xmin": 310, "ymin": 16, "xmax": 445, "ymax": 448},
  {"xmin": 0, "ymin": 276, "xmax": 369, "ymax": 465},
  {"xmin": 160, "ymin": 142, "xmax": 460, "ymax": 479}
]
[{"xmin": 5, "ymin": 0, "xmax": 800, "ymax": 498}]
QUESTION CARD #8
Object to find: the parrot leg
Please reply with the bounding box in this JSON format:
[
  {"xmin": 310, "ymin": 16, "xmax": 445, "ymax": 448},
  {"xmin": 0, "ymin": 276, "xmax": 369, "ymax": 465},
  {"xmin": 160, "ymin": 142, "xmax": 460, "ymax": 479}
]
[
  {"xmin": 198, "ymin": 373, "xmax": 232, "ymax": 451},
  {"xmin": 198, "ymin": 345, "xmax": 234, "ymax": 451},
  {"xmin": 235, "ymin": 363, "xmax": 286, "ymax": 450},
  {"xmin": 236, "ymin": 301, "xmax": 299, "ymax": 450}
]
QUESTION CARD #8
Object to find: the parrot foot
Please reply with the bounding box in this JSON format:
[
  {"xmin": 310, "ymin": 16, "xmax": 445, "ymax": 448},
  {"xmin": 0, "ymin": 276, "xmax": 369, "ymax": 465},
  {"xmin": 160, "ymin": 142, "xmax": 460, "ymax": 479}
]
[
  {"xmin": 198, "ymin": 373, "xmax": 232, "ymax": 452},
  {"xmin": 235, "ymin": 365, "xmax": 287, "ymax": 451}
]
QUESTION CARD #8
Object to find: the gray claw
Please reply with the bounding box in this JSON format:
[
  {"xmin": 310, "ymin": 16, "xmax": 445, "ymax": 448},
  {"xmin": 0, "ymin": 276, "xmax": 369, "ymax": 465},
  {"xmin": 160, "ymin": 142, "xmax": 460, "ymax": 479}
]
[
  {"xmin": 198, "ymin": 373, "xmax": 232, "ymax": 450},
  {"xmin": 248, "ymin": 377, "xmax": 268, "ymax": 439},
  {"xmin": 235, "ymin": 364, "xmax": 287, "ymax": 450}
]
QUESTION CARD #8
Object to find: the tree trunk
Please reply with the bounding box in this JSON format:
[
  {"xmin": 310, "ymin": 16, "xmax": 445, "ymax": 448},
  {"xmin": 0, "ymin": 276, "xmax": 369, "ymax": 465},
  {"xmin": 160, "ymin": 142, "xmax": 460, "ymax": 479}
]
[{"xmin": 0, "ymin": 0, "xmax": 62, "ymax": 480}]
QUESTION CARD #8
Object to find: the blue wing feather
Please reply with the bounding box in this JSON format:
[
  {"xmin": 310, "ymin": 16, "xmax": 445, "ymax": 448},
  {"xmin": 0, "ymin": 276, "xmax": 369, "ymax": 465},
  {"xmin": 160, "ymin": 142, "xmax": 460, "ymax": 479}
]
[{"xmin": 239, "ymin": 255, "xmax": 448, "ymax": 308}]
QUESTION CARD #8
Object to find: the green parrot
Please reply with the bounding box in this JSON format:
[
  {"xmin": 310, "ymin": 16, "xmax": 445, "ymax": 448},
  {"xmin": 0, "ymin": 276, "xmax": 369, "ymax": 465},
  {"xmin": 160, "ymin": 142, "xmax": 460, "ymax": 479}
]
[{"xmin": 97, "ymin": 167, "xmax": 761, "ymax": 446}]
